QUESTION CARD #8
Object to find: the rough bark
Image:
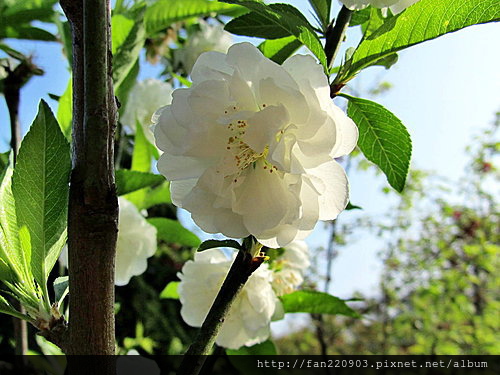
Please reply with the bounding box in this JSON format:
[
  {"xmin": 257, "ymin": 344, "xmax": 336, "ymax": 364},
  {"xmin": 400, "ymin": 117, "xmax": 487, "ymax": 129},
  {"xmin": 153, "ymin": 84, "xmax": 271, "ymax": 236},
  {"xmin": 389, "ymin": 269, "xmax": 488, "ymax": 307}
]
[{"xmin": 60, "ymin": 0, "xmax": 118, "ymax": 361}]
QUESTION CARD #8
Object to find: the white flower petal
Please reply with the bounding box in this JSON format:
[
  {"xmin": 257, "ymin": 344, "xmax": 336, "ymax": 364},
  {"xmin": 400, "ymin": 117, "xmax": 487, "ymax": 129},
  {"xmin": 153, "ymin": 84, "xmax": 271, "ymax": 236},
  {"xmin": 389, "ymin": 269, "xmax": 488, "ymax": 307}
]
[
  {"xmin": 234, "ymin": 165, "xmax": 298, "ymax": 236},
  {"xmin": 244, "ymin": 104, "xmax": 290, "ymax": 153},
  {"xmin": 191, "ymin": 51, "xmax": 232, "ymax": 83},
  {"xmin": 157, "ymin": 154, "xmax": 212, "ymax": 181},
  {"xmin": 328, "ymin": 104, "xmax": 359, "ymax": 158},
  {"xmin": 121, "ymin": 79, "xmax": 173, "ymax": 145},
  {"xmin": 306, "ymin": 160, "xmax": 349, "ymax": 221}
]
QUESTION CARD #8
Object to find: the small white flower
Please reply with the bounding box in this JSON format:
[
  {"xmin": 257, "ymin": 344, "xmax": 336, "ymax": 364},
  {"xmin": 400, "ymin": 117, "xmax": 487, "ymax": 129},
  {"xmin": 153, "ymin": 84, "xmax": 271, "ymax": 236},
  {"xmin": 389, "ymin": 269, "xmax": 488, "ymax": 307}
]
[
  {"xmin": 178, "ymin": 249, "xmax": 280, "ymax": 349},
  {"xmin": 121, "ymin": 79, "xmax": 173, "ymax": 145},
  {"xmin": 154, "ymin": 42, "xmax": 357, "ymax": 248},
  {"xmin": 340, "ymin": 0, "xmax": 420, "ymax": 13},
  {"xmin": 174, "ymin": 20, "xmax": 233, "ymax": 75},
  {"xmin": 59, "ymin": 197, "xmax": 157, "ymax": 286},
  {"xmin": 115, "ymin": 197, "xmax": 157, "ymax": 286},
  {"xmin": 272, "ymin": 240, "xmax": 310, "ymax": 296}
]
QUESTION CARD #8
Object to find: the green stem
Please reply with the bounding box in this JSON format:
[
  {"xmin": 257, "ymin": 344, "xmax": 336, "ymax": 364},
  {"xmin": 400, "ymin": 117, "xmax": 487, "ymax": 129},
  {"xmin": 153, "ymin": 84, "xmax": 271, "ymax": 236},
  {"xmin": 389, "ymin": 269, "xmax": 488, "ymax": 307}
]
[
  {"xmin": 177, "ymin": 247, "xmax": 265, "ymax": 375},
  {"xmin": 324, "ymin": 6, "xmax": 353, "ymax": 70}
]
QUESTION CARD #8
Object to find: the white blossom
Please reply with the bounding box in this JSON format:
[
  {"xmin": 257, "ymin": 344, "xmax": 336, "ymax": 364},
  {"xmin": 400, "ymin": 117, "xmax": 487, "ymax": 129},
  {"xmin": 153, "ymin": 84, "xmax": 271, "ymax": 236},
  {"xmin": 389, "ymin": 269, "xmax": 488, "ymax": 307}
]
[
  {"xmin": 115, "ymin": 197, "xmax": 157, "ymax": 286},
  {"xmin": 177, "ymin": 249, "xmax": 280, "ymax": 349},
  {"xmin": 121, "ymin": 79, "xmax": 173, "ymax": 145},
  {"xmin": 59, "ymin": 197, "xmax": 157, "ymax": 286},
  {"xmin": 339, "ymin": 0, "xmax": 420, "ymax": 13},
  {"xmin": 154, "ymin": 42, "xmax": 358, "ymax": 248},
  {"xmin": 174, "ymin": 20, "xmax": 233, "ymax": 74},
  {"xmin": 272, "ymin": 240, "xmax": 310, "ymax": 296}
]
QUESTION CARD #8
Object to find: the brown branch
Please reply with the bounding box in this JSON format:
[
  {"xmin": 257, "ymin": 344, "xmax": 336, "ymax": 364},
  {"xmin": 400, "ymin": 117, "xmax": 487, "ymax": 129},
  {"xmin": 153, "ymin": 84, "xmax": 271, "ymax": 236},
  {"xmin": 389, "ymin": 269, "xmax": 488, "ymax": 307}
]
[
  {"xmin": 60, "ymin": 0, "xmax": 118, "ymax": 361},
  {"xmin": 324, "ymin": 6, "xmax": 353, "ymax": 70}
]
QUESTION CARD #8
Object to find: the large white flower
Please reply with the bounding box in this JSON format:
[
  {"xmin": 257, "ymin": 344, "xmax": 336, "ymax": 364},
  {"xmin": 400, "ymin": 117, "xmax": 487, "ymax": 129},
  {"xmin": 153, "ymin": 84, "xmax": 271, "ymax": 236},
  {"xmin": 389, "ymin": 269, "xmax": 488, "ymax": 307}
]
[
  {"xmin": 59, "ymin": 197, "xmax": 157, "ymax": 286},
  {"xmin": 174, "ymin": 20, "xmax": 233, "ymax": 74},
  {"xmin": 178, "ymin": 249, "xmax": 279, "ymax": 349},
  {"xmin": 154, "ymin": 43, "xmax": 358, "ymax": 248},
  {"xmin": 340, "ymin": 0, "xmax": 420, "ymax": 13},
  {"xmin": 272, "ymin": 240, "xmax": 310, "ymax": 296},
  {"xmin": 121, "ymin": 79, "xmax": 173, "ymax": 145}
]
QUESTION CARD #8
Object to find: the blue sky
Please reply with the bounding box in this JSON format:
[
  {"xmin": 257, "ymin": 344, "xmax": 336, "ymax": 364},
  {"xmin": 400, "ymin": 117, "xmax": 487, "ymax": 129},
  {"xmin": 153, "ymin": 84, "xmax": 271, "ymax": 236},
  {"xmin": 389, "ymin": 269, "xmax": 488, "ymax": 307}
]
[{"xmin": 0, "ymin": 2, "xmax": 499, "ymax": 302}]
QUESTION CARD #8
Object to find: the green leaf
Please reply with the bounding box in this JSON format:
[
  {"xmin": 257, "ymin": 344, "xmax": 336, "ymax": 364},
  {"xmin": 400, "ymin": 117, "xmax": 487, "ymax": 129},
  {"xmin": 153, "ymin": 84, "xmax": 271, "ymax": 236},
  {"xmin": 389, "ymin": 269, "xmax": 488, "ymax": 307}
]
[
  {"xmin": 0, "ymin": 257, "xmax": 13, "ymax": 282},
  {"xmin": 125, "ymin": 119, "xmax": 154, "ymax": 207},
  {"xmin": 341, "ymin": 94, "xmax": 412, "ymax": 192},
  {"xmin": 225, "ymin": 10, "xmax": 292, "ymax": 39},
  {"xmin": 53, "ymin": 276, "xmax": 68, "ymax": 306},
  {"xmin": 226, "ymin": 340, "xmax": 277, "ymax": 355},
  {"xmin": 258, "ymin": 36, "xmax": 302, "ymax": 65},
  {"xmin": 0, "ymin": 23, "xmax": 56, "ymax": 41},
  {"xmin": 113, "ymin": 5, "xmax": 146, "ymax": 93},
  {"xmin": 0, "ymin": 167, "xmax": 32, "ymax": 285},
  {"xmin": 131, "ymin": 120, "xmax": 152, "ymax": 173},
  {"xmin": 56, "ymin": 76, "xmax": 72, "ymax": 140},
  {"xmin": 346, "ymin": 202, "xmax": 361, "ymax": 210},
  {"xmin": 221, "ymin": 0, "xmax": 327, "ymax": 69},
  {"xmin": 0, "ymin": 151, "xmax": 9, "ymax": 175},
  {"xmin": 116, "ymin": 170, "xmax": 165, "ymax": 196},
  {"xmin": 53, "ymin": 17, "xmax": 72, "ymax": 66},
  {"xmin": 12, "ymin": 100, "xmax": 71, "ymax": 289},
  {"xmin": 171, "ymin": 73, "xmax": 192, "ymax": 88},
  {"xmin": 307, "ymin": 0, "xmax": 331, "ymax": 29},
  {"xmin": 372, "ymin": 53, "xmax": 398, "ymax": 69},
  {"xmin": 337, "ymin": 0, "xmax": 500, "ymax": 83},
  {"xmin": 159, "ymin": 281, "xmax": 180, "ymax": 299},
  {"xmin": 144, "ymin": 0, "xmax": 244, "ymax": 35},
  {"xmin": 0, "ymin": 43, "xmax": 26, "ymax": 61},
  {"xmin": 349, "ymin": 7, "xmax": 371, "ymax": 26},
  {"xmin": 116, "ymin": 59, "xmax": 139, "ymax": 113},
  {"xmin": 281, "ymin": 290, "xmax": 360, "ymax": 318},
  {"xmin": 140, "ymin": 182, "xmax": 171, "ymax": 209},
  {"xmin": 147, "ymin": 218, "xmax": 201, "ymax": 248},
  {"xmin": 2, "ymin": 0, "xmax": 57, "ymax": 21},
  {"xmin": 197, "ymin": 239, "xmax": 242, "ymax": 252},
  {"xmin": 0, "ymin": 294, "xmax": 29, "ymax": 320},
  {"xmin": 111, "ymin": 14, "xmax": 135, "ymax": 55},
  {"xmin": 361, "ymin": 7, "xmax": 386, "ymax": 37}
]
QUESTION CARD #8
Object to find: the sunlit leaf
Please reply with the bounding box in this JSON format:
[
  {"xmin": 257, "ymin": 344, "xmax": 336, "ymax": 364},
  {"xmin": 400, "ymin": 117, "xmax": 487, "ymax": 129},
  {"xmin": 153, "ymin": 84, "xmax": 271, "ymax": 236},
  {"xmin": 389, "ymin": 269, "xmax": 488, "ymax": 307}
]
[
  {"xmin": 281, "ymin": 290, "xmax": 360, "ymax": 318},
  {"xmin": 341, "ymin": 94, "xmax": 412, "ymax": 192},
  {"xmin": 12, "ymin": 100, "xmax": 71, "ymax": 287}
]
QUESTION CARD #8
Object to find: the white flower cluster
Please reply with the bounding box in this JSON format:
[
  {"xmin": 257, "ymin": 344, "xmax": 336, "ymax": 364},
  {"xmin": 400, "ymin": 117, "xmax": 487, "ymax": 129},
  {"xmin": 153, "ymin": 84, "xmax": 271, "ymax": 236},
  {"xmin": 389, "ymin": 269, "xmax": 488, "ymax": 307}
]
[
  {"xmin": 154, "ymin": 42, "xmax": 358, "ymax": 248},
  {"xmin": 340, "ymin": 0, "xmax": 420, "ymax": 14},
  {"xmin": 59, "ymin": 197, "xmax": 157, "ymax": 286},
  {"xmin": 178, "ymin": 241, "xmax": 310, "ymax": 349},
  {"xmin": 174, "ymin": 20, "xmax": 233, "ymax": 74},
  {"xmin": 271, "ymin": 240, "xmax": 310, "ymax": 297},
  {"xmin": 121, "ymin": 79, "xmax": 173, "ymax": 145}
]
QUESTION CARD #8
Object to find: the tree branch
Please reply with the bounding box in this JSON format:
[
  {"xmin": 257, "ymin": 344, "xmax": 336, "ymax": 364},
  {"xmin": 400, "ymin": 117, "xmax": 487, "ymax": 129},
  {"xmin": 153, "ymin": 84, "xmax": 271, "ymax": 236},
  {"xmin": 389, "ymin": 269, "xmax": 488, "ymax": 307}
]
[
  {"xmin": 324, "ymin": 6, "xmax": 353, "ymax": 70},
  {"xmin": 177, "ymin": 249, "xmax": 265, "ymax": 375},
  {"xmin": 60, "ymin": 0, "xmax": 118, "ymax": 361}
]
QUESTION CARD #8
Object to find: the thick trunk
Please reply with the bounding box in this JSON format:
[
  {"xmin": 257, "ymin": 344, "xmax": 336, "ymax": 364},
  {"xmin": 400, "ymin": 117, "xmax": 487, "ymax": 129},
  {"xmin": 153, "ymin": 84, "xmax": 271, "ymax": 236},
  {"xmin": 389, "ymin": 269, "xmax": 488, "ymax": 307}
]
[{"xmin": 60, "ymin": 0, "xmax": 118, "ymax": 360}]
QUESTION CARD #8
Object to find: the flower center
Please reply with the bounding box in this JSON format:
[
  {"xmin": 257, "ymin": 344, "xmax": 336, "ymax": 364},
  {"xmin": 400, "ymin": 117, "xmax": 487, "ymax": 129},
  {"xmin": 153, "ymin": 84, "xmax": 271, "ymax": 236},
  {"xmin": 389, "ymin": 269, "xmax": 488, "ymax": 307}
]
[
  {"xmin": 226, "ymin": 119, "xmax": 265, "ymax": 171},
  {"xmin": 218, "ymin": 105, "xmax": 279, "ymax": 182}
]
